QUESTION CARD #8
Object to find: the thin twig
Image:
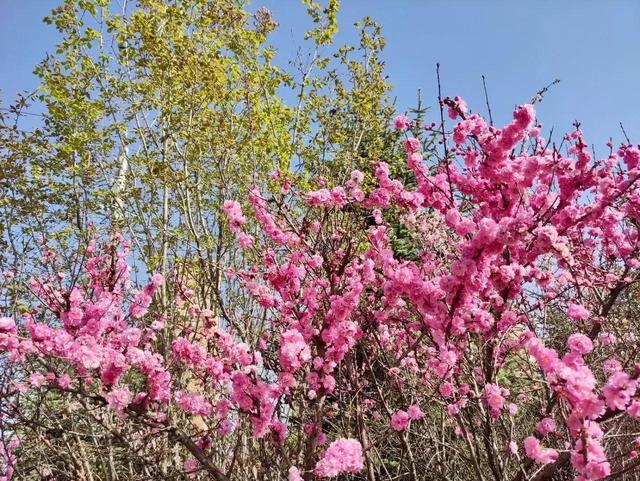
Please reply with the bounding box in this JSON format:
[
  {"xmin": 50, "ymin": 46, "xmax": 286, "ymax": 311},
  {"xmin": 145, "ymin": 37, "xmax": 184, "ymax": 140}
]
[
  {"xmin": 436, "ymin": 63, "xmax": 454, "ymax": 204},
  {"xmin": 620, "ymin": 122, "xmax": 631, "ymax": 145},
  {"xmin": 482, "ymin": 75, "xmax": 493, "ymax": 126},
  {"xmin": 530, "ymin": 78, "xmax": 560, "ymax": 105}
]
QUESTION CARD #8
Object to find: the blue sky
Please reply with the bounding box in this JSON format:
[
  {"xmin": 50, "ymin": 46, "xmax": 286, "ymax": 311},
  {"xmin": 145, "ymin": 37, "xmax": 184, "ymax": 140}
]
[{"xmin": 2, "ymin": 1, "xmax": 639, "ymax": 150}]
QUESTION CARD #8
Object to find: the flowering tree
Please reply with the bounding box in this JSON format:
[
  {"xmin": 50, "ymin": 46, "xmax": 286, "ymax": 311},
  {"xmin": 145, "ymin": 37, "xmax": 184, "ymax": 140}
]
[{"xmin": 2, "ymin": 99, "xmax": 640, "ymax": 481}]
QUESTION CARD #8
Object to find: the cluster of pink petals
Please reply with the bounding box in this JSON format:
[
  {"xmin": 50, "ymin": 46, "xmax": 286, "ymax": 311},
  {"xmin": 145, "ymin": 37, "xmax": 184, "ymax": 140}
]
[
  {"xmin": 107, "ymin": 386, "xmax": 133, "ymax": 416},
  {"xmin": 391, "ymin": 410, "xmax": 410, "ymax": 431},
  {"xmin": 175, "ymin": 391, "xmax": 213, "ymax": 416},
  {"xmin": 394, "ymin": 114, "xmax": 410, "ymax": 131},
  {"xmin": 567, "ymin": 303, "xmax": 591, "ymax": 321},
  {"xmin": 524, "ymin": 436, "xmax": 558, "ymax": 464},
  {"xmin": 222, "ymin": 200, "xmax": 246, "ymax": 232},
  {"xmin": 279, "ymin": 329, "xmax": 311, "ymax": 372},
  {"xmin": 288, "ymin": 466, "xmax": 303, "ymax": 481},
  {"xmin": 391, "ymin": 404, "xmax": 424, "ymax": 431},
  {"xmin": 484, "ymin": 383, "xmax": 508, "ymax": 417},
  {"xmin": 314, "ymin": 438, "xmax": 364, "ymax": 478},
  {"xmin": 536, "ymin": 417, "xmax": 556, "ymax": 436}
]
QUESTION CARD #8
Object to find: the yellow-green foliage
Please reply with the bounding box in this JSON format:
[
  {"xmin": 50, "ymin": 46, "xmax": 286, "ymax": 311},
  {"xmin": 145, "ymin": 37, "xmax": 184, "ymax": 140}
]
[{"xmin": 1, "ymin": 0, "xmax": 414, "ymax": 310}]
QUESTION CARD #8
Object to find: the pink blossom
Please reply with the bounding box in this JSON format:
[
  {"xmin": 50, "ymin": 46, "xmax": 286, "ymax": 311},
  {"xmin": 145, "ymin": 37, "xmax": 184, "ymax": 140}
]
[
  {"xmin": 403, "ymin": 138, "xmax": 420, "ymax": 154},
  {"xmin": 314, "ymin": 438, "xmax": 363, "ymax": 478},
  {"xmin": 107, "ymin": 386, "xmax": 132, "ymax": 416},
  {"xmin": 130, "ymin": 291, "xmax": 152, "ymax": 319},
  {"xmin": 350, "ymin": 170, "xmax": 364, "ymax": 184},
  {"xmin": 603, "ymin": 371, "xmax": 636, "ymax": 410},
  {"xmin": 150, "ymin": 273, "xmax": 164, "ymax": 287},
  {"xmin": 57, "ymin": 374, "xmax": 72, "ymax": 389},
  {"xmin": 305, "ymin": 189, "xmax": 331, "ymax": 206},
  {"xmin": 524, "ymin": 436, "xmax": 558, "ymax": 464},
  {"xmin": 603, "ymin": 358, "xmax": 622, "ymax": 374},
  {"xmin": 439, "ymin": 382, "xmax": 455, "ymax": 397},
  {"xmin": 391, "ymin": 410, "xmax": 410, "ymax": 431},
  {"xmin": 175, "ymin": 391, "xmax": 212, "ymax": 416},
  {"xmin": 6, "ymin": 97, "xmax": 640, "ymax": 480},
  {"xmin": 183, "ymin": 457, "xmax": 199, "ymax": 476},
  {"xmin": 0, "ymin": 317, "xmax": 16, "ymax": 333},
  {"xmin": 571, "ymin": 437, "xmax": 610, "ymax": 479},
  {"xmin": 223, "ymin": 200, "xmax": 246, "ymax": 232},
  {"xmin": 567, "ymin": 303, "xmax": 590, "ymax": 321},
  {"xmin": 627, "ymin": 401, "xmax": 640, "ymax": 417},
  {"xmin": 238, "ymin": 232, "xmax": 254, "ymax": 248},
  {"xmin": 509, "ymin": 441, "xmax": 518, "ymax": 455},
  {"xmin": 0, "ymin": 436, "xmax": 18, "ymax": 481},
  {"xmin": 567, "ymin": 333, "xmax": 593, "ymax": 354},
  {"xmin": 394, "ymin": 114, "xmax": 410, "ymax": 131},
  {"xmin": 279, "ymin": 329, "xmax": 311, "ymax": 372},
  {"xmin": 598, "ymin": 332, "xmax": 617, "ymax": 346},
  {"xmin": 447, "ymin": 96, "xmax": 468, "ymax": 119},
  {"xmin": 536, "ymin": 417, "xmax": 556, "ymax": 436},
  {"xmin": 484, "ymin": 383, "xmax": 506, "ymax": 417},
  {"xmin": 407, "ymin": 405, "xmax": 424, "ymax": 420},
  {"xmin": 288, "ymin": 467, "xmax": 303, "ymax": 481},
  {"xmin": 29, "ymin": 372, "xmax": 46, "ymax": 387}
]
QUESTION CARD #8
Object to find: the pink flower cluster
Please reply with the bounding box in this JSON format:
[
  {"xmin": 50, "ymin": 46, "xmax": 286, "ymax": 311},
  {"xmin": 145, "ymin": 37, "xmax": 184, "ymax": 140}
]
[
  {"xmin": 524, "ymin": 436, "xmax": 558, "ymax": 464},
  {"xmin": 391, "ymin": 405, "xmax": 424, "ymax": 431},
  {"xmin": 314, "ymin": 438, "xmax": 364, "ymax": 478}
]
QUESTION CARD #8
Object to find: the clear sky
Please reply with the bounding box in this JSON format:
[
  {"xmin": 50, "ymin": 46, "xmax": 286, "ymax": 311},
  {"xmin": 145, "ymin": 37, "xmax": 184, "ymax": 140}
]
[{"xmin": 2, "ymin": 1, "xmax": 639, "ymax": 150}]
